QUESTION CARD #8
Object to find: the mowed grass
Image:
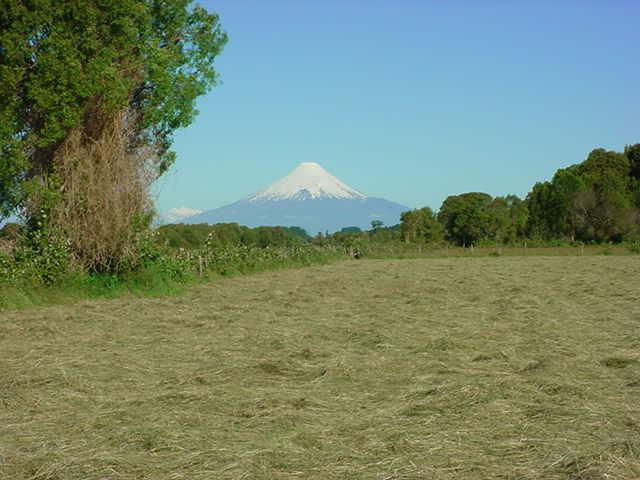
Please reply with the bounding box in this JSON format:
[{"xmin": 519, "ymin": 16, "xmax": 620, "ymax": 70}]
[{"xmin": 1, "ymin": 257, "xmax": 639, "ymax": 479}]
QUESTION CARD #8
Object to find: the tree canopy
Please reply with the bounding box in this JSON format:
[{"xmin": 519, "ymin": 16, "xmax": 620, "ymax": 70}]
[
  {"xmin": 437, "ymin": 192, "xmax": 493, "ymax": 246},
  {"xmin": 398, "ymin": 144, "xmax": 639, "ymax": 247},
  {"xmin": 0, "ymin": 0, "xmax": 227, "ymax": 219},
  {"xmin": 527, "ymin": 147, "xmax": 638, "ymax": 242},
  {"xmin": 400, "ymin": 207, "xmax": 443, "ymax": 244}
]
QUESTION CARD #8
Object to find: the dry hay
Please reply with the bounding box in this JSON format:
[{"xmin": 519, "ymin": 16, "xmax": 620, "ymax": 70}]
[
  {"xmin": 50, "ymin": 109, "xmax": 156, "ymax": 272},
  {"xmin": 1, "ymin": 256, "xmax": 639, "ymax": 479}
]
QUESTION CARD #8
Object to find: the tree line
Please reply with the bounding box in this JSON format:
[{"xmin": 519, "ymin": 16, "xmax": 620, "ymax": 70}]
[
  {"xmin": 397, "ymin": 145, "xmax": 640, "ymax": 246},
  {"xmin": 157, "ymin": 223, "xmax": 310, "ymax": 249}
]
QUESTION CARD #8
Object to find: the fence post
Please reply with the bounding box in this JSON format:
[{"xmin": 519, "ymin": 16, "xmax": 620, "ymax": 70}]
[{"xmin": 198, "ymin": 255, "xmax": 203, "ymax": 277}]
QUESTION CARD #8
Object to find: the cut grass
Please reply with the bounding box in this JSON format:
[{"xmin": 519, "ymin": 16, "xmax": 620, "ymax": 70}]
[
  {"xmin": 362, "ymin": 243, "xmax": 635, "ymax": 259},
  {"xmin": 1, "ymin": 256, "xmax": 639, "ymax": 479}
]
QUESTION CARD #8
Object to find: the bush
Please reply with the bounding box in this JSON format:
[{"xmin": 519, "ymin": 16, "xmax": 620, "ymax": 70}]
[
  {"xmin": 10, "ymin": 229, "xmax": 73, "ymax": 284},
  {"xmin": 156, "ymin": 223, "xmax": 310, "ymax": 250}
]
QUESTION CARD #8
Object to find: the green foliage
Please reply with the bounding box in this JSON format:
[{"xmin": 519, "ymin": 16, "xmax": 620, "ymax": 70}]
[
  {"xmin": 624, "ymin": 145, "xmax": 640, "ymax": 217},
  {"xmin": 400, "ymin": 207, "xmax": 443, "ymax": 244},
  {"xmin": 487, "ymin": 195, "xmax": 528, "ymax": 243},
  {"xmin": 0, "ymin": 221, "xmax": 309, "ymax": 289},
  {"xmin": 283, "ymin": 226, "xmax": 311, "ymax": 242},
  {"xmin": 578, "ymin": 149, "xmax": 631, "ymax": 191},
  {"xmin": 526, "ymin": 147, "xmax": 639, "ymax": 243},
  {"xmin": 0, "ymin": 0, "xmax": 227, "ymax": 225},
  {"xmin": 4, "ymin": 227, "xmax": 72, "ymax": 284},
  {"xmin": 156, "ymin": 223, "xmax": 310, "ymax": 250},
  {"xmin": 402, "ymin": 144, "xmax": 638, "ymax": 247},
  {"xmin": 0, "ymin": 231, "xmax": 344, "ymax": 309},
  {"xmin": 437, "ymin": 192, "xmax": 493, "ymax": 246},
  {"xmin": 575, "ymin": 149, "xmax": 635, "ymax": 242},
  {"xmin": 526, "ymin": 168, "xmax": 585, "ymax": 240},
  {"xmin": 328, "ymin": 230, "xmax": 365, "ymax": 249},
  {"xmin": 322, "ymin": 223, "xmax": 402, "ymax": 258},
  {"xmin": 194, "ymin": 243, "xmax": 341, "ymax": 276},
  {"xmin": 370, "ymin": 219, "xmax": 384, "ymax": 231},
  {"xmin": 368, "ymin": 223, "xmax": 400, "ymax": 243},
  {"xmin": 626, "ymin": 144, "xmax": 640, "ymax": 182},
  {"xmin": 432, "ymin": 192, "xmax": 529, "ymax": 247}
]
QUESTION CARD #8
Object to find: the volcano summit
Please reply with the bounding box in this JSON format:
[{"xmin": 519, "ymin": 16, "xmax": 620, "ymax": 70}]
[{"xmin": 183, "ymin": 163, "xmax": 409, "ymax": 234}]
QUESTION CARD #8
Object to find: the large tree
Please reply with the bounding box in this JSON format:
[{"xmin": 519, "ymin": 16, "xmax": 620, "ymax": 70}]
[
  {"xmin": 526, "ymin": 167, "xmax": 585, "ymax": 241},
  {"xmin": 626, "ymin": 144, "xmax": 640, "ymax": 181},
  {"xmin": 575, "ymin": 149, "xmax": 634, "ymax": 241},
  {"xmin": 400, "ymin": 207, "xmax": 443, "ymax": 244},
  {"xmin": 437, "ymin": 192, "xmax": 493, "ymax": 246},
  {"xmin": 486, "ymin": 195, "xmax": 528, "ymax": 244},
  {"xmin": 0, "ymin": 0, "xmax": 227, "ymax": 268},
  {"xmin": 0, "ymin": 0, "xmax": 226, "ymax": 210},
  {"xmin": 526, "ymin": 147, "xmax": 639, "ymax": 242}
]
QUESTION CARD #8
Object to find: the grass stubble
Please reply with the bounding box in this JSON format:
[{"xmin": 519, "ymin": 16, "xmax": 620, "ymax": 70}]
[{"xmin": 1, "ymin": 256, "xmax": 639, "ymax": 479}]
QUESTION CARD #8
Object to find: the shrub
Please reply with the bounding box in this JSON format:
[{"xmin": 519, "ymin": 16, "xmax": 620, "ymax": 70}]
[{"xmin": 10, "ymin": 228, "xmax": 73, "ymax": 284}]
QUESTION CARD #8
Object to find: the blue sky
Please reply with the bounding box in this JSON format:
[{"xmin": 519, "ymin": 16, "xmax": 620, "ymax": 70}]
[{"xmin": 155, "ymin": 0, "xmax": 639, "ymax": 215}]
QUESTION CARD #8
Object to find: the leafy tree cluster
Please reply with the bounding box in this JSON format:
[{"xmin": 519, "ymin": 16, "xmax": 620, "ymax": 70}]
[
  {"xmin": 400, "ymin": 207, "xmax": 443, "ymax": 243},
  {"xmin": 318, "ymin": 222, "xmax": 401, "ymax": 255},
  {"xmin": 156, "ymin": 223, "xmax": 310, "ymax": 250},
  {"xmin": 368, "ymin": 222, "xmax": 401, "ymax": 242},
  {"xmin": 436, "ymin": 193, "xmax": 528, "ymax": 246},
  {"xmin": 398, "ymin": 145, "xmax": 639, "ymax": 246},
  {"xmin": 527, "ymin": 146, "xmax": 640, "ymax": 242}
]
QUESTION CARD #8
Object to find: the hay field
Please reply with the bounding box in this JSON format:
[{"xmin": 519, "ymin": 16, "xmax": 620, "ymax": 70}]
[{"xmin": 1, "ymin": 256, "xmax": 639, "ymax": 479}]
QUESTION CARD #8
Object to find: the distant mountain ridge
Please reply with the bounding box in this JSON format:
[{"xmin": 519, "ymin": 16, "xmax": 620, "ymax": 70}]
[{"xmin": 182, "ymin": 162, "xmax": 409, "ymax": 234}]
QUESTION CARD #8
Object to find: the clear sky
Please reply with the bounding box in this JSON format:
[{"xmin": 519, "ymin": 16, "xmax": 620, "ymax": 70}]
[{"xmin": 155, "ymin": 0, "xmax": 640, "ymax": 215}]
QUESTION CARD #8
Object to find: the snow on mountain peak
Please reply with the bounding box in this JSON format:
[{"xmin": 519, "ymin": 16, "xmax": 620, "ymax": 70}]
[{"xmin": 248, "ymin": 162, "xmax": 367, "ymax": 202}]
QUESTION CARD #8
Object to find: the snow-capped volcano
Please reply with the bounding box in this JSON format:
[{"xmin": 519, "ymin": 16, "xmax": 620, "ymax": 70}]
[
  {"xmin": 183, "ymin": 162, "xmax": 409, "ymax": 234},
  {"xmin": 249, "ymin": 162, "xmax": 366, "ymax": 201}
]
